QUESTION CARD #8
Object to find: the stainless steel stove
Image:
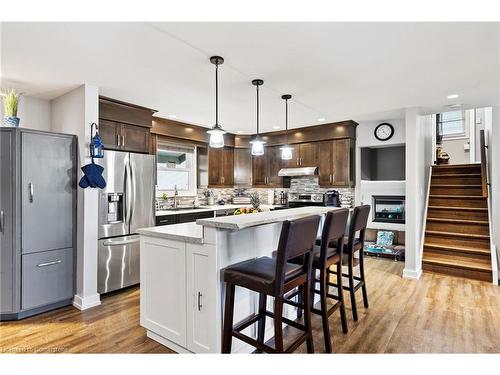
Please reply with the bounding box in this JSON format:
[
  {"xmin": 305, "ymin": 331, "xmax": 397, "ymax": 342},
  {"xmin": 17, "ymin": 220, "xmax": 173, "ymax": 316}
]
[{"xmin": 287, "ymin": 192, "xmax": 325, "ymax": 207}]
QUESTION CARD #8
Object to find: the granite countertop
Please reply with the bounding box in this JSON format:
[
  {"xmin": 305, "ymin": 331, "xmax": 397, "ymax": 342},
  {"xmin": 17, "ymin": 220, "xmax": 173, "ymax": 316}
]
[
  {"xmin": 196, "ymin": 206, "xmax": 339, "ymax": 231},
  {"xmin": 156, "ymin": 204, "xmax": 284, "ymax": 217},
  {"xmin": 137, "ymin": 222, "xmax": 203, "ymax": 244}
]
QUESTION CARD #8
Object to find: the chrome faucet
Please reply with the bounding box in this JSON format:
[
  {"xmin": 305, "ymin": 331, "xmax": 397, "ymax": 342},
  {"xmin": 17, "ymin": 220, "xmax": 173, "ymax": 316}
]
[{"xmin": 173, "ymin": 185, "xmax": 179, "ymax": 209}]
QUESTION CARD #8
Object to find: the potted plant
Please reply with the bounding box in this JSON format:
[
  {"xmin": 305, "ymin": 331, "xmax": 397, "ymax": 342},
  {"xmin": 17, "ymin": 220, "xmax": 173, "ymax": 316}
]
[{"xmin": 1, "ymin": 89, "xmax": 21, "ymax": 127}]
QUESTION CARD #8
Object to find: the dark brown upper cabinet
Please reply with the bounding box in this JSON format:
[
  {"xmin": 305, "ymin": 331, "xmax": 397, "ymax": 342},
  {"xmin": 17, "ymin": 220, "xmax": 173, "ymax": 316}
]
[
  {"xmin": 317, "ymin": 138, "xmax": 354, "ymax": 187},
  {"xmin": 234, "ymin": 148, "xmax": 252, "ymax": 186},
  {"xmin": 298, "ymin": 142, "xmax": 319, "ymax": 167},
  {"xmin": 98, "ymin": 97, "xmax": 156, "ymax": 154},
  {"xmin": 252, "ymin": 145, "xmax": 283, "ymax": 187},
  {"xmin": 208, "ymin": 147, "xmax": 234, "ymax": 187}
]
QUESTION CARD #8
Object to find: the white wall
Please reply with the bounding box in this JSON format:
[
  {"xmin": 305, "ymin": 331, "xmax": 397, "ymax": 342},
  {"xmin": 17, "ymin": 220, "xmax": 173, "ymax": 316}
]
[
  {"xmin": 355, "ymin": 118, "xmax": 406, "ymax": 231},
  {"xmin": 0, "ymin": 95, "xmax": 51, "ymax": 131},
  {"xmin": 404, "ymin": 109, "xmax": 433, "ymax": 280},
  {"xmin": 486, "ymin": 106, "xmax": 500, "ymax": 282},
  {"xmin": 51, "ymin": 84, "xmax": 101, "ymax": 310}
]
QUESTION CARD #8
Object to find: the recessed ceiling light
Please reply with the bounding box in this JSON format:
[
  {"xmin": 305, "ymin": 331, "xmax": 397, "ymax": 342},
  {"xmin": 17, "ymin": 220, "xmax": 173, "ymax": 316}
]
[
  {"xmin": 318, "ymin": 118, "xmax": 326, "ymax": 122},
  {"xmin": 168, "ymin": 114, "xmax": 177, "ymax": 118},
  {"xmin": 273, "ymin": 126, "xmax": 281, "ymax": 129},
  {"xmin": 449, "ymin": 103, "xmax": 463, "ymax": 108},
  {"xmin": 447, "ymin": 94, "xmax": 459, "ymax": 99}
]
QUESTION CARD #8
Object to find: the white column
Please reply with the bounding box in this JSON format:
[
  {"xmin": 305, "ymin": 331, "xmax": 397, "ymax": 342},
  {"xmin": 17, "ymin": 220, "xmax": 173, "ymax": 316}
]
[
  {"xmin": 51, "ymin": 84, "xmax": 101, "ymax": 309},
  {"xmin": 403, "ymin": 108, "xmax": 434, "ymax": 279}
]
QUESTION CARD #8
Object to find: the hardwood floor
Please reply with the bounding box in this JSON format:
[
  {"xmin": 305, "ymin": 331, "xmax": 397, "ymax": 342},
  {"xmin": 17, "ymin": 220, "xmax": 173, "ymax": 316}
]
[{"xmin": 1, "ymin": 258, "xmax": 499, "ymax": 354}]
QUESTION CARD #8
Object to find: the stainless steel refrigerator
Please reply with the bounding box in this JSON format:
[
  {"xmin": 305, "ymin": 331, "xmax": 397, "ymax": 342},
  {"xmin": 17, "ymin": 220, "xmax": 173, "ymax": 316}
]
[{"xmin": 96, "ymin": 150, "xmax": 155, "ymax": 294}]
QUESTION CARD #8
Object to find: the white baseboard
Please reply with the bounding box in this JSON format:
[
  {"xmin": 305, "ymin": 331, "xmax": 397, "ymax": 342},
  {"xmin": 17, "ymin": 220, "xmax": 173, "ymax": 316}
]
[
  {"xmin": 73, "ymin": 293, "xmax": 101, "ymax": 310},
  {"xmin": 402, "ymin": 268, "xmax": 422, "ymax": 280}
]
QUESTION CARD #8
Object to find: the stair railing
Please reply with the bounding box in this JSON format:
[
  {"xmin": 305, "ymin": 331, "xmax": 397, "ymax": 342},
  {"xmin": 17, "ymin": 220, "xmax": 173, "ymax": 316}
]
[{"xmin": 480, "ymin": 129, "xmax": 498, "ymax": 285}]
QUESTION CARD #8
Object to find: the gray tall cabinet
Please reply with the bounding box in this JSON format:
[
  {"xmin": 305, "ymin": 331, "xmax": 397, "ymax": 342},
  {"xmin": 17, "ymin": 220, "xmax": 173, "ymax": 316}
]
[{"xmin": 0, "ymin": 128, "xmax": 77, "ymax": 320}]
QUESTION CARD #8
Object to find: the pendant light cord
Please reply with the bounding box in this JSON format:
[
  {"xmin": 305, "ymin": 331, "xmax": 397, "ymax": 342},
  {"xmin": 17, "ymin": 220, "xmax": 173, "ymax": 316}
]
[
  {"xmin": 215, "ymin": 62, "xmax": 219, "ymax": 125},
  {"xmin": 256, "ymin": 83, "xmax": 259, "ymax": 135},
  {"xmin": 285, "ymin": 97, "xmax": 288, "ymax": 144}
]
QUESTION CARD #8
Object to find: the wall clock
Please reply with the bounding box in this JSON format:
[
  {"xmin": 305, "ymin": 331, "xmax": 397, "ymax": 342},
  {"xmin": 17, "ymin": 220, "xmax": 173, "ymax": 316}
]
[{"xmin": 374, "ymin": 122, "xmax": 394, "ymax": 141}]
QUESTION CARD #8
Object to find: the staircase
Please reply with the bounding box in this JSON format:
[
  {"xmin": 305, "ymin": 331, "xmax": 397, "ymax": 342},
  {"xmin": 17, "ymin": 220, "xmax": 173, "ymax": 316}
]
[{"xmin": 422, "ymin": 163, "xmax": 492, "ymax": 282}]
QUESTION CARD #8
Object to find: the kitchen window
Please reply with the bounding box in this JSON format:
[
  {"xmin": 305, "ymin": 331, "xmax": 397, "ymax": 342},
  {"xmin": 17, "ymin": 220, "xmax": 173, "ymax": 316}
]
[
  {"xmin": 437, "ymin": 110, "xmax": 465, "ymax": 138},
  {"xmin": 156, "ymin": 142, "xmax": 197, "ymax": 196}
]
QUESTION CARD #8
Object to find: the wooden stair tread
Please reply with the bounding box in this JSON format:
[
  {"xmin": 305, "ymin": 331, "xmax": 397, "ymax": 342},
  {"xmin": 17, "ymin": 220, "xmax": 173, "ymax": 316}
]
[
  {"xmin": 432, "ymin": 173, "xmax": 481, "ymax": 177},
  {"xmin": 424, "ymin": 242, "xmax": 491, "ymax": 255},
  {"xmin": 430, "ymin": 184, "xmax": 482, "ymax": 187},
  {"xmin": 426, "ymin": 217, "xmax": 489, "ymax": 225},
  {"xmin": 425, "ymin": 230, "xmax": 490, "ymax": 239},
  {"xmin": 428, "ymin": 206, "xmax": 487, "ymax": 211},
  {"xmin": 429, "ymin": 195, "xmax": 486, "ymax": 199},
  {"xmin": 422, "ymin": 253, "xmax": 492, "ymax": 272},
  {"xmin": 432, "ymin": 164, "xmax": 480, "ymax": 169}
]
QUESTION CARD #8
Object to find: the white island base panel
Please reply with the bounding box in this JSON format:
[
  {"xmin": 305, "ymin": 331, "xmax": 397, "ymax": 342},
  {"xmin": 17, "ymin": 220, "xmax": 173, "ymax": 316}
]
[{"xmin": 139, "ymin": 207, "xmax": 336, "ymax": 353}]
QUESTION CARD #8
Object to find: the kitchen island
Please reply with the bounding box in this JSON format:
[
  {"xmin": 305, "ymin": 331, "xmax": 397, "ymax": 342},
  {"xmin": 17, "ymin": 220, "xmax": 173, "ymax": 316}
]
[{"xmin": 138, "ymin": 206, "xmax": 338, "ymax": 353}]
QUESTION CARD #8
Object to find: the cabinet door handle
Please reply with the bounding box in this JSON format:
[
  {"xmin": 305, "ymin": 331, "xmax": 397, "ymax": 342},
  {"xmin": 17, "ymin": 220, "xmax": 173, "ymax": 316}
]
[
  {"xmin": 0, "ymin": 210, "xmax": 4, "ymax": 234},
  {"xmin": 116, "ymin": 134, "xmax": 120, "ymax": 146},
  {"xmin": 122, "ymin": 135, "xmax": 125, "ymax": 147},
  {"xmin": 332, "ymin": 174, "xmax": 335, "ymax": 184},
  {"xmin": 37, "ymin": 260, "xmax": 62, "ymax": 268},
  {"xmin": 29, "ymin": 183, "xmax": 34, "ymax": 203},
  {"xmin": 296, "ymin": 157, "xmax": 299, "ymax": 166},
  {"xmin": 197, "ymin": 291, "xmax": 203, "ymax": 311}
]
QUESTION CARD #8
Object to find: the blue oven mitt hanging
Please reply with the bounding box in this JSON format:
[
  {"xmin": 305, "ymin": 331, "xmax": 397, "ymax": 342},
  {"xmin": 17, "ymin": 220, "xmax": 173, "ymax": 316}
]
[
  {"xmin": 79, "ymin": 163, "xmax": 106, "ymax": 189},
  {"xmin": 79, "ymin": 122, "xmax": 106, "ymax": 189}
]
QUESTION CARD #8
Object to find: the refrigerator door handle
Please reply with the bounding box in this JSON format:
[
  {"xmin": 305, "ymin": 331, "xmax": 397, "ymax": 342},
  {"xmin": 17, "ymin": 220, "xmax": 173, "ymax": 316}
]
[
  {"xmin": 0, "ymin": 210, "xmax": 4, "ymax": 233},
  {"xmin": 103, "ymin": 237, "xmax": 140, "ymax": 246},
  {"xmin": 29, "ymin": 182, "xmax": 34, "ymax": 203}
]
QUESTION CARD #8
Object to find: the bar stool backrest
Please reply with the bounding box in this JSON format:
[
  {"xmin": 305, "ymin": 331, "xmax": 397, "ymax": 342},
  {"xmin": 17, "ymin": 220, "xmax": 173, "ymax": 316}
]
[
  {"xmin": 274, "ymin": 215, "xmax": 321, "ymax": 296},
  {"xmin": 347, "ymin": 205, "xmax": 371, "ymax": 251},
  {"xmin": 319, "ymin": 208, "xmax": 350, "ymax": 264}
]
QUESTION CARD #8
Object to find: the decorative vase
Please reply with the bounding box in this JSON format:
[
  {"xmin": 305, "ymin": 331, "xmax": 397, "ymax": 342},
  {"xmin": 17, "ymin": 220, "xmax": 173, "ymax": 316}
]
[{"xmin": 4, "ymin": 116, "xmax": 20, "ymax": 127}]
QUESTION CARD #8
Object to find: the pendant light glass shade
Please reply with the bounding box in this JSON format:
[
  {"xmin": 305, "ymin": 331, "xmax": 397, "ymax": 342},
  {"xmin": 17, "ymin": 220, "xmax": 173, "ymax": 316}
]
[
  {"xmin": 251, "ymin": 79, "xmax": 265, "ymax": 155},
  {"xmin": 281, "ymin": 94, "xmax": 293, "ymax": 160},
  {"xmin": 207, "ymin": 56, "xmax": 226, "ymax": 148},
  {"xmin": 250, "ymin": 137, "xmax": 265, "ymax": 156},
  {"xmin": 280, "ymin": 144, "xmax": 293, "ymax": 160},
  {"xmin": 207, "ymin": 124, "xmax": 226, "ymax": 148}
]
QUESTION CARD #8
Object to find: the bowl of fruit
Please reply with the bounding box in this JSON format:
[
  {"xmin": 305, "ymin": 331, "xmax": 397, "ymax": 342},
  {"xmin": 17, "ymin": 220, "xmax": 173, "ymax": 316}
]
[{"xmin": 233, "ymin": 207, "xmax": 261, "ymax": 215}]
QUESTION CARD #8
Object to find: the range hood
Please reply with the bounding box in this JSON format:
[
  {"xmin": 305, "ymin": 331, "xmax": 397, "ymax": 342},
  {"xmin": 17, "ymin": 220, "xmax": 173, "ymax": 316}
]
[{"xmin": 278, "ymin": 167, "xmax": 318, "ymax": 177}]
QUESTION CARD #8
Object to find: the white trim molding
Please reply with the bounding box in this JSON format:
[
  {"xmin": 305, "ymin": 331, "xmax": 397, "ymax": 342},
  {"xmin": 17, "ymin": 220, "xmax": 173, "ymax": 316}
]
[
  {"xmin": 402, "ymin": 268, "xmax": 422, "ymax": 280},
  {"xmin": 73, "ymin": 293, "xmax": 101, "ymax": 310}
]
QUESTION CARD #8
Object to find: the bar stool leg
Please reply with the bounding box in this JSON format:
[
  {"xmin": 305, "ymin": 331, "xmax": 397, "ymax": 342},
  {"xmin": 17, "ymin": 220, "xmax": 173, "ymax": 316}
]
[
  {"xmin": 302, "ymin": 281, "xmax": 315, "ymax": 354},
  {"xmin": 347, "ymin": 255, "xmax": 358, "ymax": 322},
  {"xmin": 319, "ymin": 269, "xmax": 332, "ymax": 353},
  {"xmin": 222, "ymin": 283, "xmax": 235, "ymax": 353},
  {"xmin": 297, "ymin": 285, "xmax": 303, "ymax": 319},
  {"xmin": 336, "ymin": 263, "xmax": 348, "ymax": 334},
  {"xmin": 359, "ymin": 251, "xmax": 369, "ymax": 308},
  {"xmin": 273, "ymin": 297, "xmax": 284, "ymax": 352},
  {"xmin": 257, "ymin": 293, "xmax": 267, "ymax": 344}
]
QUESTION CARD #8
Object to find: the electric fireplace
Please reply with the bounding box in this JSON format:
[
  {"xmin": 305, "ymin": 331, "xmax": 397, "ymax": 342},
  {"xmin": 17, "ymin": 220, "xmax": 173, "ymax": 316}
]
[{"xmin": 372, "ymin": 195, "xmax": 405, "ymax": 224}]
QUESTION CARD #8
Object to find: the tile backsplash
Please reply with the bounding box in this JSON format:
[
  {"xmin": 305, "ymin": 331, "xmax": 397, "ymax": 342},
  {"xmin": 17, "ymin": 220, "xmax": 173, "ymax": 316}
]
[{"xmin": 156, "ymin": 175, "xmax": 355, "ymax": 209}]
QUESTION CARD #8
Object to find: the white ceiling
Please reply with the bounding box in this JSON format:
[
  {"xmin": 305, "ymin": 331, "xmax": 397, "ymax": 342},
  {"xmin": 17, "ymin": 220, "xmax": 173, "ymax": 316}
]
[{"xmin": 1, "ymin": 22, "xmax": 499, "ymax": 133}]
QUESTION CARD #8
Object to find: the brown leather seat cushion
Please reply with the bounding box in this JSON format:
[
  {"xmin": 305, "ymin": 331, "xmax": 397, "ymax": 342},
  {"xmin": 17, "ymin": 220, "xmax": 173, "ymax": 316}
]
[
  {"xmin": 288, "ymin": 245, "xmax": 340, "ymax": 269},
  {"xmin": 316, "ymin": 237, "xmax": 362, "ymax": 254},
  {"xmin": 223, "ymin": 256, "xmax": 304, "ymax": 294}
]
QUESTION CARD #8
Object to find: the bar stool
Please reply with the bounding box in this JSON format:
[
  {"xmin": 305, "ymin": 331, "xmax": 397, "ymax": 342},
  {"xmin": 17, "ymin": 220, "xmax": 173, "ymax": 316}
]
[
  {"xmin": 284, "ymin": 208, "xmax": 350, "ymax": 353},
  {"xmin": 221, "ymin": 215, "xmax": 321, "ymax": 354},
  {"xmin": 329, "ymin": 205, "xmax": 371, "ymax": 322}
]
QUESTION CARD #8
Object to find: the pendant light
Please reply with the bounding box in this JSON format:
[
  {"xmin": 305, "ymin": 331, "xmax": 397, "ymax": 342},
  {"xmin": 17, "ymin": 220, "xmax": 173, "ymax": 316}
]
[
  {"xmin": 250, "ymin": 79, "xmax": 265, "ymax": 156},
  {"xmin": 207, "ymin": 56, "xmax": 226, "ymax": 148},
  {"xmin": 280, "ymin": 94, "xmax": 293, "ymax": 160}
]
